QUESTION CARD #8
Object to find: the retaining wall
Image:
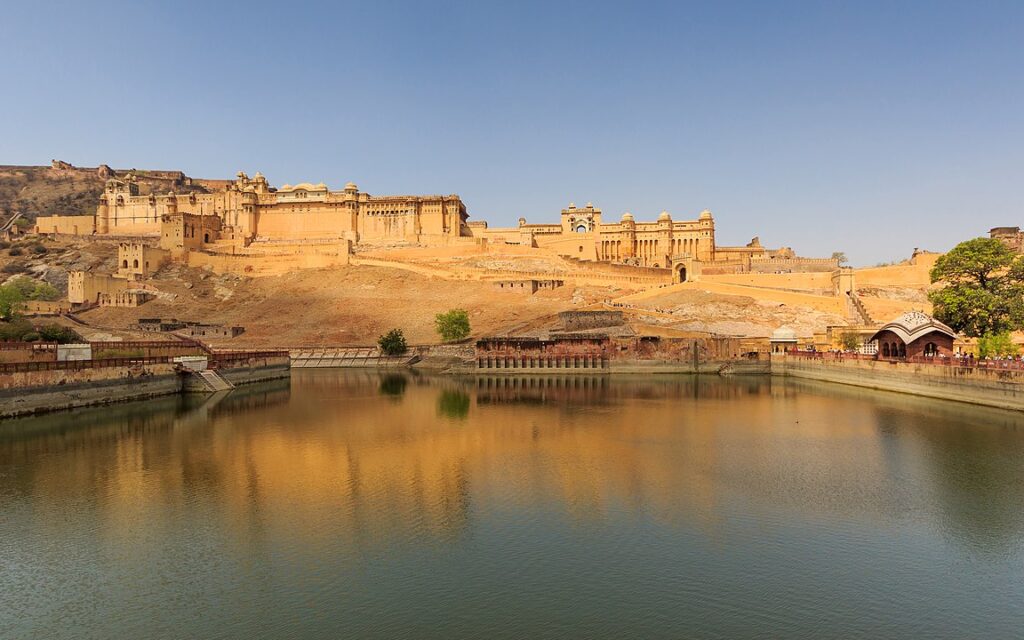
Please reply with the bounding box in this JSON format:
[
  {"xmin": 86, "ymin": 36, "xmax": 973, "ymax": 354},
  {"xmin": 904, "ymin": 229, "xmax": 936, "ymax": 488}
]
[
  {"xmin": 774, "ymin": 355, "xmax": 1024, "ymax": 411},
  {"xmin": 0, "ymin": 363, "xmax": 181, "ymax": 418}
]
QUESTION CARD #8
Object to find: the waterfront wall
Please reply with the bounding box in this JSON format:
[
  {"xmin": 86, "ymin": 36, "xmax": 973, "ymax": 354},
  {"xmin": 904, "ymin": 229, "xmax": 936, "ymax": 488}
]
[
  {"xmin": 0, "ymin": 363, "xmax": 181, "ymax": 418},
  {"xmin": 774, "ymin": 355, "xmax": 1024, "ymax": 411},
  {"xmin": 218, "ymin": 355, "xmax": 291, "ymax": 385},
  {"xmin": 0, "ymin": 355, "xmax": 291, "ymax": 419}
]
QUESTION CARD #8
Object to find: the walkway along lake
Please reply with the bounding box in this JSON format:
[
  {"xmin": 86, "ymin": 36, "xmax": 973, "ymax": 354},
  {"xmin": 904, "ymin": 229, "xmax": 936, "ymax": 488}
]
[{"xmin": 2, "ymin": 371, "xmax": 1024, "ymax": 639}]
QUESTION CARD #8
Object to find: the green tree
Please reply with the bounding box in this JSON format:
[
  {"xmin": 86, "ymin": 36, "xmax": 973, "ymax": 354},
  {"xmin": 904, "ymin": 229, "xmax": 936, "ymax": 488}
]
[
  {"xmin": 0, "ymin": 284, "xmax": 25, "ymax": 320},
  {"xmin": 978, "ymin": 332, "xmax": 1018, "ymax": 358},
  {"xmin": 928, "ymin": 238, "xmax": 1024, "ymax": 337},
  {"xmin": 435, "ymin": 308, "xmax": 470, "ymax": 342},
  {"xmin": 7, "ymin": 276, "xmax": 59, "ymax": 301},
  {"xmin": 831, "ymin": 251, "xmax": 848, "ymax": 265},
  {"xmin": 377, "ymin": 328, "xmax": 408, "ymax": 355},
  {"xmin": 30, "ymin": 281, "xmax": 60, "ymax": 301},
  {"xmin": 839, "ymin": 331, "xmax": 861, "ymax": 351}
]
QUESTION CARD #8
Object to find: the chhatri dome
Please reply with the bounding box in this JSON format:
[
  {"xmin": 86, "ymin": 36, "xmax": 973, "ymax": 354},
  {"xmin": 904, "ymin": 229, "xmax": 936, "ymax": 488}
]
[
  {"xmin": 621, "ymin": 212, "xmax": 634, "ymax": 222},
  {"xmin": 658, "ymin": 211, "xmax": 671, "ymax": 221},
  {"xmin": 699, "ymin": 209, "xmax": 713, "ymax": 220},
  {"xmin": 345, "ymin": 182, "xmax": 358, "ymax": 191}
]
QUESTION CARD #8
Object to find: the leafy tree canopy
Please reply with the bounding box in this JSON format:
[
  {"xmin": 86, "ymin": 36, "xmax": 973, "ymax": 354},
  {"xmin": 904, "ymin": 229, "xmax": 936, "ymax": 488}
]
[
  {"xmin": 435, "ymin": 309, "xmax": 471, "ymax": 342},
  {"xmin": 0, "ymin": 283, "xmax": 25, "ymax": 320},
  {"xmin": 928, "ymin": 238, "xmax": 1024, "ymax": 337},
  {"xmin": 929, "ymin": 237, "xmax": 1017, "ymax": 290}
]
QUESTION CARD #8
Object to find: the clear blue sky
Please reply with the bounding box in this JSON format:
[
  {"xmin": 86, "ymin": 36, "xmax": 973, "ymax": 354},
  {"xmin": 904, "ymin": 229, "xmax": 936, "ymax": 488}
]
[{"xmin": 2, "ymin": 1, "xmax": 1022, "ymax": 265}]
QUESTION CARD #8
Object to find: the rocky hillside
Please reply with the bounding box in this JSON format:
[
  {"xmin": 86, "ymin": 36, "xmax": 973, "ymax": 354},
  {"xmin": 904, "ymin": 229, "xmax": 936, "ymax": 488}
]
[{"xmin": 0, "ymin": 160, "xmax": 225, "ymax": 222}]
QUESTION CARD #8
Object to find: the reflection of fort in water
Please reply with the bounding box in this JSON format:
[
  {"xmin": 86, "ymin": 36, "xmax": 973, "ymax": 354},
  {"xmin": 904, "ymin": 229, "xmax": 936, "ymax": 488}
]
[{"xmin": 3, "ymin": 372, "xmax": 1024, "ymax": 554}]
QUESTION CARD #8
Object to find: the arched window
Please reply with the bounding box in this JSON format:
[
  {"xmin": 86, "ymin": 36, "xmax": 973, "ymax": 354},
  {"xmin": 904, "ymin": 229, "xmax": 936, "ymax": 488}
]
[
  {"xmin": 204, "ymin": 232, "xmax": 209, "ymax": 243},
  {"xmin": 133, "ymin": 259, "xmax": 139, "ymax": 269},
  {"xmin": 882, "ymin": 343, "xmax": 890, "ymax": 357},
  {"xmin": 924, "ymin": 342, "xmax": 938, "ymax": 356},
  {"xmin": 122, "ymin": 259, "xmax": 128, "ymax": 269},
  {"xmin": 898, "ymin": 343, "xmax": 906, "ymax": 358},
  {"xmin": 576, "ymin": 224, "xmax": 587, "ymax": 233}
]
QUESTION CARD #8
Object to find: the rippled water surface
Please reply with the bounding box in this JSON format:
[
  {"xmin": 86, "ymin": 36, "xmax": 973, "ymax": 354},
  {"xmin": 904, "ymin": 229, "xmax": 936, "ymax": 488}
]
[{"xmin": 2, "ymin": 372, "xmax": 1024, "ymax": 639}]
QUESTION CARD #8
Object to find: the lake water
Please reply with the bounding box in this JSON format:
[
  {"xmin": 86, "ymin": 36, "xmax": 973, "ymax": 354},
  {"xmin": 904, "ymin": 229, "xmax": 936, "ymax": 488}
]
[{"xmin": 2, "ymin": 371, "xmax": 1024, "ymax": 639}]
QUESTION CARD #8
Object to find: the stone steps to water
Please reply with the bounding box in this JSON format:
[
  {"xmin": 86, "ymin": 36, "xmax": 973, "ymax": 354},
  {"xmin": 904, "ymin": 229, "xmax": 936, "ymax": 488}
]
[{"xmin": 194, "ymin": 369, "xmax": 234, "ymax": 392}]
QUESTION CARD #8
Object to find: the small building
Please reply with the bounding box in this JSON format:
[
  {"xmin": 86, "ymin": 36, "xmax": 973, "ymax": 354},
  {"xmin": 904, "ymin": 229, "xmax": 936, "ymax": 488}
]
[
  {"xmin": 769, "ymin": 326, "xmax": 798, "ymax": 353},
  {"xmin": 98, "ymin": 290, "xmax": 154, "ymax": 307},
  {"xmin": 138, "ymin": 318, "xmax": 188, "ymax": 332},
  {"xmin": 492, "ymin": 279, "xmax": 564, "ymax": 293},
  {"xmin": 182, "ymin": 323, "xmax": 245, "ymax": 339},
  {"xmin": 117, "ymin": 242, "xmax": 170, "ymax": 280},
  {"xmin": 870, "ymin": 311, "xmax": 956, "ymax": 359}
]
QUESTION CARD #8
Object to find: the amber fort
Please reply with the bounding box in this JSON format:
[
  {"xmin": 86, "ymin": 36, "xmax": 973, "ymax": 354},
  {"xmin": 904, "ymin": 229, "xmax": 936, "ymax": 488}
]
[{"xmin": 35, "ymin": 169, "xmax": 837, "ymax": 284}]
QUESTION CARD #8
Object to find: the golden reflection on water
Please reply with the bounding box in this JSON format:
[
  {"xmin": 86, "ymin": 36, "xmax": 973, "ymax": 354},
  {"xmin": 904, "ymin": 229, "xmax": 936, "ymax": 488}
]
[{"xmin": 3, "ymin": 372, "xmax": 1024, "ymax": 558}]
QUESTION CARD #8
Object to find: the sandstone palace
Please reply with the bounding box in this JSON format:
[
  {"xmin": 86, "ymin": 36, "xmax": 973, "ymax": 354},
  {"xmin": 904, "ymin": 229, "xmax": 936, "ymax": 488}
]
[{"xmin": 36, "ymin": 169, "xmax": 835, "ymax": 281}]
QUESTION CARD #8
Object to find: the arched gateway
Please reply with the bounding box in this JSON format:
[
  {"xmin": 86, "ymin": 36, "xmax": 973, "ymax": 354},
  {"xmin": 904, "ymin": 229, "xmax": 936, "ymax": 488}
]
[{"xmin": 674, "ymin": 262, "xmax": 688, "ymax": 283}]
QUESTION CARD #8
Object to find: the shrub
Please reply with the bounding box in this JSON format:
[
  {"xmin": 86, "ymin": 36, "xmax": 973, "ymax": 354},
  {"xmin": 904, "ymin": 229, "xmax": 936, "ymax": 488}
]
[
  {"xmin": 1, "ymin": 262, "xmax": 27, "ymax": 274},
  {"xmin": 21, "ymin": 331, "xmax": 40, "ymax": 342},
  {"xmin": 8, "ymin": 247, "xmax": 23, "ymax": 256},
  {"xmin": 37, "ymin": 324, "xmax": 82, "ymax": 344},
  {"xmin": 0, "ymin": 318, "xmax": 33, "ymax": 341},
  {"xmin": 435, "ymin": 308, "xmax": 470, "ymax": 342},
  {"xmin": 30, "ymin": 244, "xmax": 47, "ymax": 255},
  {"xmin": 0, "ymin": 241, "xmax": 9, "ymax": 249},
  {"xmin": 378, "ymin": 328, "xmax": 408, "ymax": 355}
]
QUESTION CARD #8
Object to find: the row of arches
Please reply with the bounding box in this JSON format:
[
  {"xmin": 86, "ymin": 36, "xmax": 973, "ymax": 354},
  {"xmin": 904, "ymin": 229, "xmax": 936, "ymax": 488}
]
[
  {"xmin": 596, "ymin": 238, "xmax": 703, "ymax": 262},
  {"xmin": 881, "ymin": 342, "xmax": 907, "ymax": 358},
  {"xmin": 881, "ymin": 341, "xmax": 941, "ymax": 358}
]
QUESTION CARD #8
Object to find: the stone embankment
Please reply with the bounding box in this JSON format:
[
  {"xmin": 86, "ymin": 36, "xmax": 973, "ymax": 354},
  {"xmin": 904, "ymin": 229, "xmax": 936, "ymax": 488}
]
[
  {"xmin": 774, "ymin": 352, "xmax": 1024, "ymax": 411},
  {"xmin": 0, "ymin": 353, "xmax": 289, "ymax": 419}
]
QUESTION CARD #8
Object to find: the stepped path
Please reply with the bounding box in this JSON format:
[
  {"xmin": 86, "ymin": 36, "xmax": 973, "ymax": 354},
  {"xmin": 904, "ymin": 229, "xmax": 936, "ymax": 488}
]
[{"xmin": 195, "ymin": 369, "xmax": 234, "ymax": 392}]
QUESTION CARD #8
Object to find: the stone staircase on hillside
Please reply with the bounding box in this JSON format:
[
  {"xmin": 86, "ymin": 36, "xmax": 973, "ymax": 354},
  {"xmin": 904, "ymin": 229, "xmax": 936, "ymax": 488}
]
[{"xmin": 846, "ymin": 292, "xmax": 873, "ymax": 325}]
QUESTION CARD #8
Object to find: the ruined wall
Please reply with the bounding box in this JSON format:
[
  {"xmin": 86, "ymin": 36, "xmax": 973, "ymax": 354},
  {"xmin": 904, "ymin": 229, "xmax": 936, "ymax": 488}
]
[
  {"xmin": 22, "ymin": 300, "xmax": 72, "ymax": 315},
  {"xmin": 559, "ymin": 310, "xmax": 625, "ymax": 331}
]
